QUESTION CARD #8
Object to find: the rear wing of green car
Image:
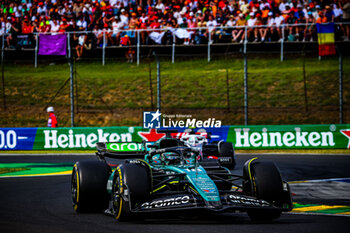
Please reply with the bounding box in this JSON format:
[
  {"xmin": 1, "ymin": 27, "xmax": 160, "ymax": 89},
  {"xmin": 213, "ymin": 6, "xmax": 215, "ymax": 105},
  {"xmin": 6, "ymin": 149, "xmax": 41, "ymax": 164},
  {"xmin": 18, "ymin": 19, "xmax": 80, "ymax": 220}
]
[{"xmin": 96, "ymin": 142, "xmax": 151, "ymax": 159}]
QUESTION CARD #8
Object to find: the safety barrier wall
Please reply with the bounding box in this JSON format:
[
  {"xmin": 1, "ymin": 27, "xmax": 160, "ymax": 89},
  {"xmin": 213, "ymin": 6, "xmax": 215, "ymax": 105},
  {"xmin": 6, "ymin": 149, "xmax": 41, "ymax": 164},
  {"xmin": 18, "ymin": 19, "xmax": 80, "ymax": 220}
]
[{"xmin": 1, "ymin": 124, "xmax": 350, "ymax": 150}]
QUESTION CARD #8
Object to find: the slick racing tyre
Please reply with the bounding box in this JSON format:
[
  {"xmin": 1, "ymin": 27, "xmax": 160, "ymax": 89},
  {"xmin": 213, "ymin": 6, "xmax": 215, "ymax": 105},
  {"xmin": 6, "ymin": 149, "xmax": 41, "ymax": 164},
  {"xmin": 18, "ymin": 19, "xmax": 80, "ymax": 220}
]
[
  {"xmin": 72, "ymin": 160, "xmax": 110, "ymax": 213},
  {"xmin": 112, "ymin": 163, "xmax": 151, "ymax": 221},
  {"xmin": 243, "ymin": 159, "xmax": 283, "ymax": 221}
]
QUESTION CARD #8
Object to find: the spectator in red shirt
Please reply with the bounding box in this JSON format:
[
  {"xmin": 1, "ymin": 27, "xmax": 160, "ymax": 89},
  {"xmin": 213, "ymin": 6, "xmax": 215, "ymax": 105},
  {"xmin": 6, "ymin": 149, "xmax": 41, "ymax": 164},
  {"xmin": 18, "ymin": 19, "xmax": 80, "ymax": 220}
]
[
  {"xmin": 120, "ymin": 34, "xmax": 131, "ymax": 46},
  {"xmin": 47, "ymin": 106, "xmax": 58, "ymax": 128},
  {"xmin": 22, "ymin": 17, "xmax": 33, "ymax": 34},
  {"xmin": 39, "ymin": 18, "xmax": 51, "ymax": 33},
  {"xmin": 59, "ymin": 18, "xmax": 70, "ymax": 32}
]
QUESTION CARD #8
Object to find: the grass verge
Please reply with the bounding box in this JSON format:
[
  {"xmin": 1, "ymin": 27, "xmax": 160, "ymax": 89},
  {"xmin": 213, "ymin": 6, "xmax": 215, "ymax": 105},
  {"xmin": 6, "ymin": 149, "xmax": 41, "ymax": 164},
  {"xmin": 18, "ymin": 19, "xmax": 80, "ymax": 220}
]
[{"xmin": 1, "ymin": 56, "xmax": 349, "ymax": 127}]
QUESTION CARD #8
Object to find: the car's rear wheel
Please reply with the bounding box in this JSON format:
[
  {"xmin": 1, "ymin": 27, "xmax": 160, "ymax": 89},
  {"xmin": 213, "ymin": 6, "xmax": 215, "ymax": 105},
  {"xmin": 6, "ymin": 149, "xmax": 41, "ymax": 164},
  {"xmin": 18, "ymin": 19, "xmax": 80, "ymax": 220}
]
[
  {"xmin": 112, "ymin": 163, "xmax": 151, "ymax": 221},
  {"xmin": 243, "ymin": 160, "xmax": 283, "ymax": 221},
  {"xmin": 72, "ymin": 160, "xmax": 110, "ymax": 213}
]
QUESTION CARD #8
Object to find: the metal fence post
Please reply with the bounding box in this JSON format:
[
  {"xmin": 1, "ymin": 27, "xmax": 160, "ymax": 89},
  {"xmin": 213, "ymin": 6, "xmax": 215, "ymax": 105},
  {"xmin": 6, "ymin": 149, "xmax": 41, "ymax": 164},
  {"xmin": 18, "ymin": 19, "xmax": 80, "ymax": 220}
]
[
  {"xmin": 1, "ymin": 33, "xmax": 6, "ymax": 110},
  {"xmin": 35, "ymin": 33, "xmax": 38, "ymax": 68},
  {"xmin": 102, "ymin": 32, "xmax": 105, "ymax": 66},
  {"xmin": 303, "ymin": 62, "xmax": 308, "ymax": 112},
  {"xmin": 172, "ymin": 33, "xmax": 175, "ymax": 64},
  {"xmin": 149, "ymin": 64, "xmax": 154, "ymax": 109},
  {"xmin": 67, "ymin": 32, "xmax": 71, "ymax": 60},
  {"xmin": 156, "ymin": 55, "xmax": 161, "ymax": 111},
  {"xmin": 244, "ymin": 45, "xmax": 248, "ymax": 126},
  {"xmin": 137, "ymin": 30, "xmax": 140, "ymax": 65},
  {"xmin": 208, "ymin": 30, "xmax": 211, "ymax": 62},
  {"xmin": 339, "ymin": 53, "xmax": 343, "ymax": 124},
  {"xmin": 244, "ymin": 26, "xmax": 247, "ymax": 54},
  {"xmin": 226, "ymin": 69, "xmax": 230, "ymax": 111},
  {"xmin": 1, "ymin": 34, "xmax": 4, "ymax": 65},
  {"xmin": 69, "ymin": 56, "xmax": 75, "ymax": 127},
  {"xmin": 243, "ymin": 26, "xmax": 248, "ymax": 125},
  {"xmin": 65, "ymin": 32, "xmax": 75, "ymax": 126},
  {"xmin": 281, "ymin": 25, "xmax": 284, "ymax": 62}
]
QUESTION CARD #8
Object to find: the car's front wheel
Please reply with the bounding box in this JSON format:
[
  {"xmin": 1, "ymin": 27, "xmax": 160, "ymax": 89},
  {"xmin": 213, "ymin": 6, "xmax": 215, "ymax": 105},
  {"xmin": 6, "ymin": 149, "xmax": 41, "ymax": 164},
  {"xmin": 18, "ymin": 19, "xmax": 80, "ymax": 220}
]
[
  {"xmin": 72, "ymin": 160, "xmax": 110, "ymax": 213},
  {"xmin": 112, "ymin": 163, "xmax": 151, "ymax": 221},
  {"xmin": 243, "ymin": 159, "xmax": 283, "ymax": 221}
]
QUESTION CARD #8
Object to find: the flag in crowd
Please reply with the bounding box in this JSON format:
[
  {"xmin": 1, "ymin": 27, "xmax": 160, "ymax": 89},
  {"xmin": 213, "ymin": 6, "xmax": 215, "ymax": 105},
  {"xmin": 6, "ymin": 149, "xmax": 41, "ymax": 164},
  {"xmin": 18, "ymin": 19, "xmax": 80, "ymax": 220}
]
[
  {"xmin": 317, "ymin": 23, "xmax": 336, "ymax": 56},
  {"xmin": 38, "ymin": 34, "xmax": 67, "ymax": 56}
]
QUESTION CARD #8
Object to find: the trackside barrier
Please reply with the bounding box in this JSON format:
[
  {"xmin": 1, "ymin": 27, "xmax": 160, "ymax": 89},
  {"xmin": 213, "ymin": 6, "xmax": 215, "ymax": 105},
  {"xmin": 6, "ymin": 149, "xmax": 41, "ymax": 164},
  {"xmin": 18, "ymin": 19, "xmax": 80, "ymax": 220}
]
[{"xmin": 1, "ymin": 124, "xmax": 350, "ymax": 150}]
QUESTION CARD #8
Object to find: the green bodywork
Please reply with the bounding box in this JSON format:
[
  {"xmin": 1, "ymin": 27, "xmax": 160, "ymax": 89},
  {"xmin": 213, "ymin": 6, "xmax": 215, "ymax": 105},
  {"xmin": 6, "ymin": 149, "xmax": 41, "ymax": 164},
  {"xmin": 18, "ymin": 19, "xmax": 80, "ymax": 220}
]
[
  {"xmin": 106, "ymin": 142, "xmax": 222, "ymax": 203},
  {"xmin": 164, "ymin": 165, "xmax": 220, "ymax": 202}
]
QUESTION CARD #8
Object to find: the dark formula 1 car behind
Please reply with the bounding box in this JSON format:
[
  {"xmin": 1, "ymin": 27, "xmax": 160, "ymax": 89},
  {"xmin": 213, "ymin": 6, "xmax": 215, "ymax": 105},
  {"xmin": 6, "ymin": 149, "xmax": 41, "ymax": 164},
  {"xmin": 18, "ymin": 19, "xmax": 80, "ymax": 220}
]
[
  {"xmin": 71, "ymin": 137, "xmax": 292, "ymax": 222},
  {"xmin": 159, "ymin": 129, "xmax": 236, "ymax": 170}
]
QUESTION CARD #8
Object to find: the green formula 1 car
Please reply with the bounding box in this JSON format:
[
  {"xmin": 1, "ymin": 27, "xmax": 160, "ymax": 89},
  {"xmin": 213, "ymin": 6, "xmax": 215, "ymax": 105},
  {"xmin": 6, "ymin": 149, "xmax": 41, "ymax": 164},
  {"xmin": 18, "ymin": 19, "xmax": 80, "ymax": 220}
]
[{"xmin": 71, "ymin": 139, "xmax": 292, "ymax": 221}]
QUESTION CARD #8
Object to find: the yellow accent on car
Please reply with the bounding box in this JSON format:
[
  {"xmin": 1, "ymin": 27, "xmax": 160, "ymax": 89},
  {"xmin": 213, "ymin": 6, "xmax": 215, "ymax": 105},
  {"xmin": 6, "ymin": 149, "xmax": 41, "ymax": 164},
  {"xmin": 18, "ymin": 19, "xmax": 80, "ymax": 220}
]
[
  {"xmin": 247, "ymin": 157, "xmax": 258, "ymax": 181},
  {"xmin": 116, "ymin": 167, "xmax": 123, "ymax": 220},
  {"xmin": 152, "ymin": 181, "xmax": 179, "ymax": 193},
  {"xmin": 116, "ymin": 197, "xmax": 123, "ymax": 220},
  {"xmin": 189, "ymin": 186, "xmax": 199, "ymax": 194},
  {"xmin": 74, "ymin": 164, "xmax": 80, "ymax": 210},
  {"xmin": 152, "ymin": 185, "xmax": 166, "ymax": 193},
  {"xmin": 247, "ymin": 157, "xmax": 258, "ymax": 195}
]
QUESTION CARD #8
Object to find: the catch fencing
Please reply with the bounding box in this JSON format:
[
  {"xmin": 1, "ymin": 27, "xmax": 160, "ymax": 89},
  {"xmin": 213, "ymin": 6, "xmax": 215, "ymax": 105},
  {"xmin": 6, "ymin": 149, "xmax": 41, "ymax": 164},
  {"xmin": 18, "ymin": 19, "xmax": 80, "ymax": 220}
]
[{"xmin": 0, "ymin": 23, "xmax": 349, "ymax": 128}]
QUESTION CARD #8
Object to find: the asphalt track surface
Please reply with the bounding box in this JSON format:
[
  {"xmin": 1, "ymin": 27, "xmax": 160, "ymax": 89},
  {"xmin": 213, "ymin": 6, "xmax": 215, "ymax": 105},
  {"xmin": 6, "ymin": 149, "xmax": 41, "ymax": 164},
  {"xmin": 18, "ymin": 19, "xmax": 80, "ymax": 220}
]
[{"xmin": 1, "ymin": 153, "xmax": 350, "ymax": 233}]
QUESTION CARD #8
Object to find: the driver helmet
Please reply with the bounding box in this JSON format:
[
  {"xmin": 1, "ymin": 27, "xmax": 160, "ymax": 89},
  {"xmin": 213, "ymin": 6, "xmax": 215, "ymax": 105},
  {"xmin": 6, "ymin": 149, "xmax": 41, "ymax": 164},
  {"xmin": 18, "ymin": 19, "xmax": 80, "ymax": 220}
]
[{"xmin": 162, "ymin": 152, "xmax": 181, "ymax": 165}]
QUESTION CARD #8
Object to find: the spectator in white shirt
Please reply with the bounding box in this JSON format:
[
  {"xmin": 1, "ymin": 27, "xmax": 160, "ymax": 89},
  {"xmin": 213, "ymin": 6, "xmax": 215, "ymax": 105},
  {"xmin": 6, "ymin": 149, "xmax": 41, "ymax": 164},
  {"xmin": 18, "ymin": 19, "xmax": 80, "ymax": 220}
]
[
  {"xmin": 77, "ymin": 16, "xmax": 87, "ymax": 31},
  {"xmin": 119, "ymin": 9, "xmax": 129, "ymax": 26},
  {"xmin": 82, "ymin": 3, "xmax": 92, "ymax": 14},
  {"xmin": 265, "ymin": 12, "xmax": 275, "ymax": 41},
  {"xmin": 247, "ymin": 12, "xmax": 257, "ymax": 41},
  {"xmin": 111, "ymin": 16, "xmax": 124, "ymax": 45},
  {"xmin": 333, "ymin": 3, "xmax": 343, "ymax": 21},
  {"xmin": 260, "ymin": 0, "xmax": 270, "ymax": 11},
  {"xmin": 279, "ymin": 0, "xmax": 293, "ymax": 13},
  {"xmin": 155, "ymin": 0, "xmax": 165, "ymax": 12},
  {"xmin": 50, "ymin": 19, "xmax": 60, "ymax": 33},
  {"xmin": 226, "ymin": 15, "xmax": 236, "ymax": 27},
  {"xmin": 274, "ymin": 11, "xmax": 285, "ymax": 41},
  {"xmin": 207, "ymin": 14, "xmax": 217, "ymax": 29}
]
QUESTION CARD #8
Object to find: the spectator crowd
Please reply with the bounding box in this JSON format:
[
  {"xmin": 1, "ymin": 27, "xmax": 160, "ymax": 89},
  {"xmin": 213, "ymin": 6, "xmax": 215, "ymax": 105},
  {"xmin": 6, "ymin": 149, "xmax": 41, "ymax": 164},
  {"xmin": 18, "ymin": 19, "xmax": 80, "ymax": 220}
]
[{"xmin": 1, "ymin": 0, "xmax": 350, "ymax": 51}]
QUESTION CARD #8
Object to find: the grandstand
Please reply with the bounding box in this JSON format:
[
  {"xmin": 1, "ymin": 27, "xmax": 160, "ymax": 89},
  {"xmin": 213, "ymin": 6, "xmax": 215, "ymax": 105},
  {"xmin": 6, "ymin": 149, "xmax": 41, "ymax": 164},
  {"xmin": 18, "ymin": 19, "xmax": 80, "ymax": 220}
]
[{"xmin": 1, "ymin": 0, "xmax": 350, "ymax": 49}]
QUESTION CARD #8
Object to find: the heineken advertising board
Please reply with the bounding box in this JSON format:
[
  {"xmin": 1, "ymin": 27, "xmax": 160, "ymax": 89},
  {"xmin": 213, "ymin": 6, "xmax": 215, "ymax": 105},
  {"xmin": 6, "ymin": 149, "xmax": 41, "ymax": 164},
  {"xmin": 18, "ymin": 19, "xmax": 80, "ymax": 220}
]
[{"xmin": 1, "ymin": 125, "xmax": 350, "ymax": 150}]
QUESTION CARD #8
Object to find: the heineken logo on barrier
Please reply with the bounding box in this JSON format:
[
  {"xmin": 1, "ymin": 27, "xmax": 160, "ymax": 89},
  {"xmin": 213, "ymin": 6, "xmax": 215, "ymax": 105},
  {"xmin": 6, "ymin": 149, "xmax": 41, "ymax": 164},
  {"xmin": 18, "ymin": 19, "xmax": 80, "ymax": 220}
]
[
  {"xmin": 3, "ymin": 124, "xmax": 350, "ymax": 150},
  {"xmin": 43, "ymin": 129, "xmax": 133, "ymax": 149},
  {"xmin": 233, "ymin": 127, "xmax": 336, "ymax": 148}
]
